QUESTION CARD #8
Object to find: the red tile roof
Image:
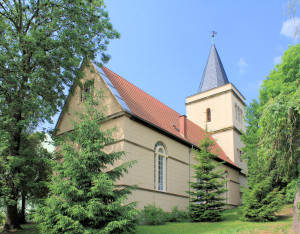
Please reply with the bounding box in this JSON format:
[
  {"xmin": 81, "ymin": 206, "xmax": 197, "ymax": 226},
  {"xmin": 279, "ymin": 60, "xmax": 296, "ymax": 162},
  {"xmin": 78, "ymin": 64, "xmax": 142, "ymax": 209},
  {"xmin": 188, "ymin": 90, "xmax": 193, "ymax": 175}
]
[{"xmin": 101, "ymin": 66, "xmax": 239, "ymax": 169}]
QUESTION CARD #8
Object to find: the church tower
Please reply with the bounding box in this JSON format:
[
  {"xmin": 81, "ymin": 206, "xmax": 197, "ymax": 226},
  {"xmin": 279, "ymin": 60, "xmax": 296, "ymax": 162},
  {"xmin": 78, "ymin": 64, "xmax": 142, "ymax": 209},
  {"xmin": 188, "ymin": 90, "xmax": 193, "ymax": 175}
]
[{"xmin": 186, "ymin": 41, "xmax": 247, "ymax": 177}]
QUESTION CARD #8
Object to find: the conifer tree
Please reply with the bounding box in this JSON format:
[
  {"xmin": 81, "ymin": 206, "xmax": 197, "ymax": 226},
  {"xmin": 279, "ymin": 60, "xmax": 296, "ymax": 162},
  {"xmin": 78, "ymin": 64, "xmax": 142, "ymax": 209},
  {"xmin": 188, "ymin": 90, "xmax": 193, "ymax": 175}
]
[
  {"xmin": 35, "ymin": 88, "xmax": 138, "ymax": 233},
  {"xmin": 187, "ymin": 132, "xmax": 227, "ymax": 222}
]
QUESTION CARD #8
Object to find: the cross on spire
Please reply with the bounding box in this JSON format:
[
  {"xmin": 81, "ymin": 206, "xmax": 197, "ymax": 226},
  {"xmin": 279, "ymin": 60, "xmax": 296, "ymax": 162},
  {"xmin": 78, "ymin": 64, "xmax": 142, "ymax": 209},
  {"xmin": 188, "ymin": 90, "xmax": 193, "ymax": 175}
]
[{"xmin": 211, "ymin": 31, "xmax": 217, "ymax": 44}]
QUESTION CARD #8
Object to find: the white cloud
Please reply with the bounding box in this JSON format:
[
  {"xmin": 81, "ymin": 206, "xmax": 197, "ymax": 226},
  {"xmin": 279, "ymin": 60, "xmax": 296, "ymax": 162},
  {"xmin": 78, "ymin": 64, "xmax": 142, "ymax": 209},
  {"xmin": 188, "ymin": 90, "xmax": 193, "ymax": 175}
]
[
  {"xmin": 273, "ymin": 56, "xmax": 282, "ymax": 65},
  {"xmin": 238, "ymin": 58, "xmax": 248, "ymax": 74},
  {"xmin": 280, "ymin": 17, "xmax": 300, "ymax": 39}
]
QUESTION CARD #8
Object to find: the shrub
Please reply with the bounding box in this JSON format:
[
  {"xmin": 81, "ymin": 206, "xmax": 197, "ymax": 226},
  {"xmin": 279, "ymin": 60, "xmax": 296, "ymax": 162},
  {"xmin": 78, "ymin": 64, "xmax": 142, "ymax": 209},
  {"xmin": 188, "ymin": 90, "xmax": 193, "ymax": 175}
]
[
  {"xmin": 239, "ymin": 176, "xmax": 284, "ymax": 222},
  {"xmin": 167, "ymin": 206, "xmax": 189, "ymax": 222},
  {"xmin": 0, "ymin": 211, "xmax": 5, "ymax": 226},
  {"xmin": 140, "ymin": 204, "xmax": 168, "ymax": 225}
]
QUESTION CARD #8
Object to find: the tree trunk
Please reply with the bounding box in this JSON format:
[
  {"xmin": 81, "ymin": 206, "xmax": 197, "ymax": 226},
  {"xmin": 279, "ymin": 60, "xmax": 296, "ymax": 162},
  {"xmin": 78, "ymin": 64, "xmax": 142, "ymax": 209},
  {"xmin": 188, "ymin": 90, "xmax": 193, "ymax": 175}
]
[
  {"xmin": 2, "ymin": 204, "xmax": 22, "ymax": 232},
  {"xmin": 293, "ymin": 185, "xmax": 300, "ymax": 233},
  {"xmin": 19, "ymin": 193, "xmax": 26, "ymax": 224}
]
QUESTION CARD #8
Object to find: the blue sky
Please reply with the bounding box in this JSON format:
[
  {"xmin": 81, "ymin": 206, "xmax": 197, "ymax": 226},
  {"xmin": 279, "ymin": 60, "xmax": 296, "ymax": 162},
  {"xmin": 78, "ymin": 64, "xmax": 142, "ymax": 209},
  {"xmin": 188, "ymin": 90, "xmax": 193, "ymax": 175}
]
[{"xmin": 44, "ymin": 0, "xmax": 300, "ymax": 130}]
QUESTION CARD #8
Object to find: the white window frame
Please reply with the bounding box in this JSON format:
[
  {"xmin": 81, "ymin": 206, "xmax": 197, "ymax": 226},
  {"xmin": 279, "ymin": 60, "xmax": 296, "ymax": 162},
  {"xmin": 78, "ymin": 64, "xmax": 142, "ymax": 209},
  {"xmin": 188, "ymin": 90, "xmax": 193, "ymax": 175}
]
[
  {"xmin": 154, "ymin": 142, "xmax": 167, "ymax": 192},
  {"xmin": 224, "ymin": 172, "xmax": 229, "ymax": 204}
]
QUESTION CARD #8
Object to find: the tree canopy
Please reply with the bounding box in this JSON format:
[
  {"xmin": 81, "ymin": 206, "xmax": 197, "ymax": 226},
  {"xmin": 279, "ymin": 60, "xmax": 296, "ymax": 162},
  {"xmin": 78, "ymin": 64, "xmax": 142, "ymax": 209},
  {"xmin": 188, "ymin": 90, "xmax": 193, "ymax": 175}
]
[
  {"xmin": 240, "ymin": 44, "xmax": 300, "ymax": 222},
  {"xmin": 0, "ymin": 0, "xmax": 119, "ymax": 231}
]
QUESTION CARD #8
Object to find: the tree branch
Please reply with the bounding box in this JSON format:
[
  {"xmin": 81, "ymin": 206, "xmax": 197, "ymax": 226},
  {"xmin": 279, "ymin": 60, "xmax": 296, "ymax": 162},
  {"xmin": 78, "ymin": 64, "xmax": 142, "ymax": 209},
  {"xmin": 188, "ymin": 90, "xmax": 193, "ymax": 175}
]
[
  {"xmin": 24, "ymin": 0, "xmax": 40, "ymax": 33},
  {"xmin": 0, "ymin": 2, "xmax": 17, "ymax": 27}
]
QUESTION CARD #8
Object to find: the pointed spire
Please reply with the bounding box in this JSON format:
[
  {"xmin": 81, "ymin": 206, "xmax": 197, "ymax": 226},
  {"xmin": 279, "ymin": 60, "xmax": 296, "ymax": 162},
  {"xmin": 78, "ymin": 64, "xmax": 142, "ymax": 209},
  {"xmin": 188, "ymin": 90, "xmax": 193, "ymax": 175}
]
[{"xmin": 198, "ymin": 44, "xmax": 229, "ymax": 93}]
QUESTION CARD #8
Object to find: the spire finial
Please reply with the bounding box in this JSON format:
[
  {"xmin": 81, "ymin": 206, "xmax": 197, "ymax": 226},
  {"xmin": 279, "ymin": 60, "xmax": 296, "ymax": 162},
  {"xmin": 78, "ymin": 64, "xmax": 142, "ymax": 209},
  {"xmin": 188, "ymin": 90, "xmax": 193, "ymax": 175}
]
[{"xmin": 210, "ymin": 31, "xmax": 217, "ymax": 44}]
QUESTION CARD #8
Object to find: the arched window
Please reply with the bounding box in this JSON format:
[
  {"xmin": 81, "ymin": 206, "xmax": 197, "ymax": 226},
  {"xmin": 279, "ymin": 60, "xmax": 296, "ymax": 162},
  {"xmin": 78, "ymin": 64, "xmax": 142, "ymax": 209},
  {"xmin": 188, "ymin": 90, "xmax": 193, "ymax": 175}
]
[
  {"xmin": 154, "ymin": 142, "xmax": 167, "ymax": 191},
  {"xmin": 224, "ymin": 172, "xmax": 229, "ymax": 204},
  {"xmin": 206, "ymin": 108, "xmax": 211, "ymax": 122}
]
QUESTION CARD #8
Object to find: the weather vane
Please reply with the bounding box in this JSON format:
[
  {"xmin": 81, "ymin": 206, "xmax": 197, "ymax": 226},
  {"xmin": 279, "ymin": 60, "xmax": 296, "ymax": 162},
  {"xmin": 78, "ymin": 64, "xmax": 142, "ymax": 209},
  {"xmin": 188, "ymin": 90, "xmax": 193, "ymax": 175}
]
[{"xmin": 210, "ymin": 31, "xmax": 217, "ymax": 44}]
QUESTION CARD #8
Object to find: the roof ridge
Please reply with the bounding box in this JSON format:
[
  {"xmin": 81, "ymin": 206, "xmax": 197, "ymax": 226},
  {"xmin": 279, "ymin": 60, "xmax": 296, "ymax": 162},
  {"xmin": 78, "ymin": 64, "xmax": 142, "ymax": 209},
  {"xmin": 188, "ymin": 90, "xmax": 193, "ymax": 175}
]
[
  {"xmin": 102, "ymin": 66, "xmax": 182, "ymax": 116},
  {"xmin": 100, "ymin": 66, "xmax": 239, "ymax": 169}
]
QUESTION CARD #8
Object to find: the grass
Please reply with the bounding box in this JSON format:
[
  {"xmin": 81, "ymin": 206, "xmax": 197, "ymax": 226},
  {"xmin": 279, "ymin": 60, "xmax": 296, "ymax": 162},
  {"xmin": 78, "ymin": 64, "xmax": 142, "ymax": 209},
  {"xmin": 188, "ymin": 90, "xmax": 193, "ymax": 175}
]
[
  {"xmin": 0, "ymin": 204, "xmax": 293, "ymax": 234},
  {"xmin": 135, "ymin": 204, "xmax": 293, "ymax": 234},
  {"xmin": 0, "ymin": 223, "xmax": 39, "ymax": 234}
]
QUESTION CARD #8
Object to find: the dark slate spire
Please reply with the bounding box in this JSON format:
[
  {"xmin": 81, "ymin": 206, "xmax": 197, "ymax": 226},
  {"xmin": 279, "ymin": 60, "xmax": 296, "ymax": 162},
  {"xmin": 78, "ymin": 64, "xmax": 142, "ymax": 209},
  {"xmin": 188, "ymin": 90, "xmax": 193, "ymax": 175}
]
[{"xmin": 198, "ymin": 44, "xmax": 229, "ymax": 93}]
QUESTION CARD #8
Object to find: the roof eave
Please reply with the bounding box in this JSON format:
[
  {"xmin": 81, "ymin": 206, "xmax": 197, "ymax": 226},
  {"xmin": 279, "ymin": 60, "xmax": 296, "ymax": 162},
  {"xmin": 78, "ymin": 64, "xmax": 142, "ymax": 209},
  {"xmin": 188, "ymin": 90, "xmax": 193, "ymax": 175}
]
[{"xmin": 124, "ymin": 109, "xmax": 241, "ymax": 171}]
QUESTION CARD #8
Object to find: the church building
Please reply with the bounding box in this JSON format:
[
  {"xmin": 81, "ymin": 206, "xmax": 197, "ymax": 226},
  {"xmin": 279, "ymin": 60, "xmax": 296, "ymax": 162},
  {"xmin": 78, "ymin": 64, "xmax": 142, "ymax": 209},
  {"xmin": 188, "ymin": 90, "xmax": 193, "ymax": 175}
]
[{"xmin": 55, "ymin": 42, "xmax": 247, "ymax": 211}]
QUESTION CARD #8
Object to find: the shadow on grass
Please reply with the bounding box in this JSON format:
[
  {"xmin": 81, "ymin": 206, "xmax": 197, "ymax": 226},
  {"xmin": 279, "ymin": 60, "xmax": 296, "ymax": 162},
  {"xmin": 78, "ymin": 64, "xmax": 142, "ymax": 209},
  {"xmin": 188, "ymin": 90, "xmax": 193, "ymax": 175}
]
[{"xmin": 276, "ymin": 215, "xmax": 293, "ymax": 221}]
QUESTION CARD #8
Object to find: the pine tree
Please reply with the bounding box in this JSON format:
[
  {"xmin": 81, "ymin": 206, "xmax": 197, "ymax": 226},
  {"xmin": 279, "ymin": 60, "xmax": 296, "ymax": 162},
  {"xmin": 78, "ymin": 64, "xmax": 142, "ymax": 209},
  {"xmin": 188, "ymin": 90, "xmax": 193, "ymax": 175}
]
[
  {"xmin": 187, "ymin": 132, "xmax": 227, "ymax": 222},
  {"xmin": 35, "ymin": 90, "xmax": 138, "ymax": 233}
]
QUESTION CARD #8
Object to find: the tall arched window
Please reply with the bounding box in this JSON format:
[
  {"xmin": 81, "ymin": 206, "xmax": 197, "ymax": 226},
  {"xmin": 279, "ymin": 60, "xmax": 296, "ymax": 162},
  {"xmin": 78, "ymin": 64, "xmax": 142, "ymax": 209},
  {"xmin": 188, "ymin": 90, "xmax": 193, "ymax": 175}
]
[
  {"xmin": 206, "ymin": 108, "xmax": 211, "ymax": 122},
  {"xmin": 224, "ymin": 172, "xmax": 229, "ymax": 204},
  {"xmin": 154, "ymin": 142, "xmax": 167, "ymax": 191}
]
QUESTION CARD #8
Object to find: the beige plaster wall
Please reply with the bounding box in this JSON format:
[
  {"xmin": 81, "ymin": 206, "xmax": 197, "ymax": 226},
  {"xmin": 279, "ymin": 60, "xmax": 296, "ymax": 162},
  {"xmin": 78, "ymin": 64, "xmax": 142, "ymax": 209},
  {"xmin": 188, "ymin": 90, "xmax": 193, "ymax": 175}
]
[
  {"xmin": 56, "ymin": 64, "xmax": 123, "ymax": 135},
  {"xmin": 211, "ymin": 130, "xmax": 235, "ymax": 163},
  {"xmin": 185, "ymin": 83, "xmax": 246, "ymax": 169},
  {"xmin": 233, "ymin": 131, "xmax": 247, "ymax": 172},
  {"xmin": 120, "ymin": 117, "xmax": 241, "ymax": 210},
  {"xmin": 122, "ymin": 117, "xmax": 190, "ymax": 196},
  {"xmin": 126, "ymin": 189, "xmax": 189, "ymax": 211},
  {"xmin": 186, "ymin": 87, "xmax": 233, "ymax": 131},
  {"xmin": 56, "ymin": 65, "xmax": 243, "ymax": 211}
]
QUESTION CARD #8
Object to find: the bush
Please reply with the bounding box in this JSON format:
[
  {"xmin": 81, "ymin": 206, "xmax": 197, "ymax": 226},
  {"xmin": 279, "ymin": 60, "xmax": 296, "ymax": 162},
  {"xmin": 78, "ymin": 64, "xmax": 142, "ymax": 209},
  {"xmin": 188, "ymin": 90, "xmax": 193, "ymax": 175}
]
[
  {"xmin": 167, "ymin": 206, "xmax": 189, "ymax": 222},
  {"xmin": 26, "ymin": 207, "xmax": 37, "ymax": 221},
  {"xmin": 140, "ymin": 204, "xmax": 168, "ymax": 225},
  {"xmin": 239, "ymin": 176, "xmax": 284, "ymax": 222},
  {"xmin": 0, "ymin": 211, "xmax": 5, "ymax": 226}
]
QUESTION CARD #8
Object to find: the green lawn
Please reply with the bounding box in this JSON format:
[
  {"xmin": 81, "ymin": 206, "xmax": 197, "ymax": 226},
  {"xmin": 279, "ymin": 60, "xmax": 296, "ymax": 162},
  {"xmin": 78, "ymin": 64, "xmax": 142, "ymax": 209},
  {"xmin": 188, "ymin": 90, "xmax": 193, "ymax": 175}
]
[
  {"xmin": 136, "ymin": 205, "xmax": 293, "ymax": 234},
  {"xmin": 0, "ymin": 205, "xmax": 293, "ymax": 234}
]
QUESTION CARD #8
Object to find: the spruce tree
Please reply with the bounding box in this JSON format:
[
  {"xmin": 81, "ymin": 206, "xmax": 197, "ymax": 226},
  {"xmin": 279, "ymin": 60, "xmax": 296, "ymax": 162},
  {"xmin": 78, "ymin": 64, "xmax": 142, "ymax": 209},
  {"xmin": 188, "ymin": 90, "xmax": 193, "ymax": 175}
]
[
  {"xmin": 187, "ymin": 132, "xmax": 227, "ymax": 222},
  {"xmin": 35, "ymin": 89, "xmax": 138, "ymax": 233}
]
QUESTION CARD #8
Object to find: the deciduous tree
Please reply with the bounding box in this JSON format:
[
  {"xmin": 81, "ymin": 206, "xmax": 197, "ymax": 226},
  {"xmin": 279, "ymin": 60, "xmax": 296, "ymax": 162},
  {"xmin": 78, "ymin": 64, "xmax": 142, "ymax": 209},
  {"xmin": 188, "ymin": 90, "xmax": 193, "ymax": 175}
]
[
  {"xmin": 0, "ymin": 0, "xmax": 119, "ymax": 231},
  {"xmin": 240, "ymin": 44, "xmax": 299, "ymax": 226}
]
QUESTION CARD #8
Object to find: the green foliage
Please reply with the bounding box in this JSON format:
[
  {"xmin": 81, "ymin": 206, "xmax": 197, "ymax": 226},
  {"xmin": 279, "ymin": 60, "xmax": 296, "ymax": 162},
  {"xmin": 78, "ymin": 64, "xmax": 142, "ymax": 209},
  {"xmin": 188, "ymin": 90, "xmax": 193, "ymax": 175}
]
[
  {"xmin": 285, "ymin": 179, "xmax": 298, "ymax": 203},
  {"xmin": 239, "ymin": 176, "xmax": 284, "ymax": 222},
  {"xmin": 0, "ymin": 210, "xmax": 5, "ymax": 226},
  {"xmin": 187, "ymin": 131, "xmax": 227, "ymax": 222},
  {"xmin": 167, "ymin": 206, "xmax": 189, "ymax": 222},
  {"xmin": 0, "ymin": 0, "xmax": 119, "ymax": 230},
  {"xmin": 35, "ymin": 91, "xmax": 138, "ymax": 233},
  {"xmin": 140, "ymin": 204, "xmax": 168, "ymax": 225},
  {"xmin": 240, "ymin": 44, "xmax": 300, "ymax": 221},
  {"xmin": 0, "ymin": 131, "xmax": 52, "ymax": 213}
]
